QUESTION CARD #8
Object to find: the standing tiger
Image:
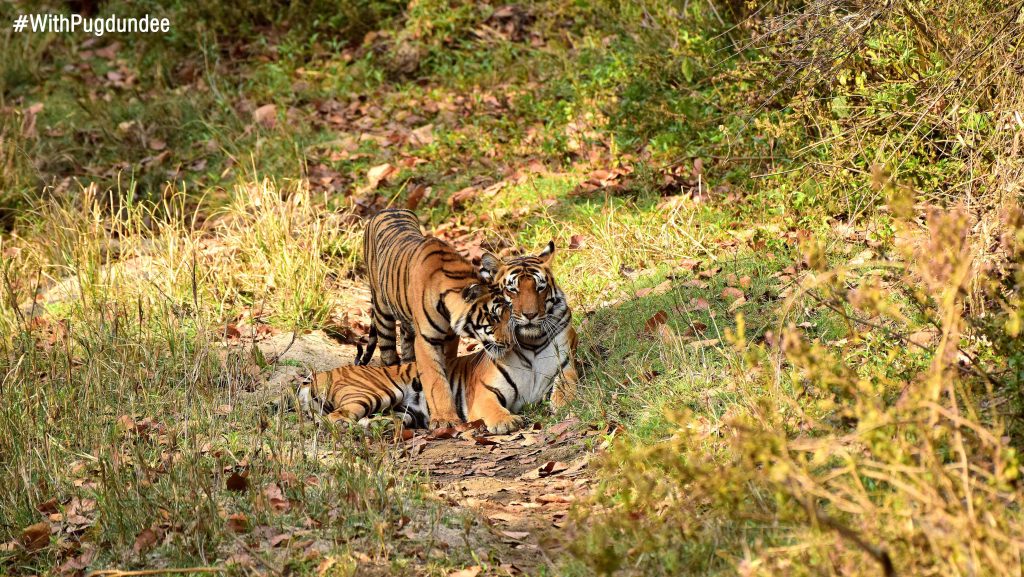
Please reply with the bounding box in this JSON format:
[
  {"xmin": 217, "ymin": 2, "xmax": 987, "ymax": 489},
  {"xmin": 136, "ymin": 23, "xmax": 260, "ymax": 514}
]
[
  {"xmin": 479, "ymin": 241, "xmax": 577, "ymax": 407},
  {"xmin": 359, "ymin": 208, "xmax": 496, "ymax": 428},
  {"xmin": 299, "ymin": 288, "xmax": 577, "ymax": 434}
]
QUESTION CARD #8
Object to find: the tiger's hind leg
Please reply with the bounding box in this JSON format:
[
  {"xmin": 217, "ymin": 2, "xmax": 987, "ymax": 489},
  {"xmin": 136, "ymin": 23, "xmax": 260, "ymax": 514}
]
[
  {"xmin": 399, "ymin": 321, "xmax": 416, "ymax": 363},
  {"xmin": 355, "ymin": 337, "xmax": 375, "ymax": 366},
  {"xmin": 371, "ymin": 307, "xmax": 400, "ymax": 366}
]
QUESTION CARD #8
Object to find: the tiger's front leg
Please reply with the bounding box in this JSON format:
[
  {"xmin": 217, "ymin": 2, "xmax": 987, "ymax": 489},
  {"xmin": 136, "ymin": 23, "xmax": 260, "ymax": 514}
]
[
  {"xmin": 468, "ymin": 388, "xmax": 525, "ymax": 434},
  {"xmin": 413, "ymin": 337, "xmax": 462, "ymax": 428},
  {"xmin": 443, "ymin": 333, "xmax": 459, "ymax": 364}
]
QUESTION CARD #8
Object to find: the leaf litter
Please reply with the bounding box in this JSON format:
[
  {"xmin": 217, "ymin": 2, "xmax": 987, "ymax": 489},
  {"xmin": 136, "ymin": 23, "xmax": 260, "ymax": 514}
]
[{"xmin": 386, "ymin": 416, "xmax": 603, "ymax": 572}]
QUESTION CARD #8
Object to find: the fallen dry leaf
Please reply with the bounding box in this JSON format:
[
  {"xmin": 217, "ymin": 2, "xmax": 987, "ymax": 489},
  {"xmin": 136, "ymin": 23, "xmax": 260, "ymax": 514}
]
[
  {"xmin": 58, "ymin": 545, "xmax": 97, "ymax": 575},
  {"xmin": 409, "ymin": 124, "xmax": 435, "ymax": 146},
  {"xmin": 264, "ymin": 483, "xmax": 291, "ymax": 512},
  {"xmin": 547, "ymin": 418, "xmax": 578, "ymax": 439},
  {"xmin": 405, "ymin": 183, "xmax": 429, "ymax": 210},
  {"xmin": 448, "ymin": 185, "xmax": 481, "ymax": 209},
  {"xmin": 642, "ymin": 311, "xmax": 669, "ymax": 334},
  {"xmin": 728, "ymin": 295, "xmax": 747, "ymax": 312},
  {"xmin": 537, "ymin": 461, "xmax": 569, "ymax": 478},
  {"xmin": 721, "ymin": 287, "xmax": 744, "ymax": 301},
  {"xmin": 689, "ymin": 338, "xmax": 720, "ymax": 348},
  {"xmin": 636, "ymin": 280, "xmax": 673, "ymax": 298},
  {"xmin": 682, "ymin": 321, "xmax": 709, "ymax": 336},
  {"xmin": 907, "ymin": 329, "xmax": 939, "ymax": 347},
  {"xmin": 427, "ymin": 426, "xmax": 458, "ymax": 440},
  {"xmin": 132, "ymin": 526, "xmax": 161, "ymax": 555},
  {"xmin": 698, "ymin": 266, "xmax": 722, "ymax": 279},
  {"xmin": 269, "ymin": 532, "xmax": 291, "ymax": 548},
  {"xmin": 22, "ymin": 102, "xmax": 44, "ymax": 138},
  {"xmin": 21, "ymin": 522, "xmax": 50, "ymax": 551},
  {"xmin": 226, "ymin": 471, "xmax": 249, "ymax": 492},
  {"xmin": 253, "ymin": 104, "xmax": 277, "ymax": 128},
  {"xmin": 36, "ymin": 498, "xmax": 59, "ymax": 514},
  {"xmin": 317, "ymin": 556, "xmax": 340, "ymax": 576},
  {"xmin": 448, "ymin": 567, "xmax": 482, "ymax": 577},
  {"xmin": 366, "ymin": 163, "xmax": 398, "ymax": 190},
  {"xmin": 227, "ymin": 513, "xmax": 249, "ymax": 533}
]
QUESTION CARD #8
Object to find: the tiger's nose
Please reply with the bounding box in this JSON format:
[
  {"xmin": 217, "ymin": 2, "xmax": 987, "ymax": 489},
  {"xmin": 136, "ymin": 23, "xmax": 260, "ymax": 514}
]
[{"xmin": 523, "ymin": 311, "xmax": 538, "ymax": 320}]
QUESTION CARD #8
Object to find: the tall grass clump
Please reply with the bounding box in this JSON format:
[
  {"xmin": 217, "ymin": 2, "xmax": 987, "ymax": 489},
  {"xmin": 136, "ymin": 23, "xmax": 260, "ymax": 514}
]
[
  {"xmin": 0, "ymin": 115, "xmax": 37, "ymax": 229},
  {"xmin": 208, "ymin": 178, "xmax": 358, "ymax": 328}
]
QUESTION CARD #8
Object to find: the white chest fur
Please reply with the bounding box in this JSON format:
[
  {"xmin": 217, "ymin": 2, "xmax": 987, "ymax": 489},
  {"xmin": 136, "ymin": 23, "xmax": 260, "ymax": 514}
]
[{"xmin": 493, "ymin": 326, "xmax": 573, "ymax": 412}]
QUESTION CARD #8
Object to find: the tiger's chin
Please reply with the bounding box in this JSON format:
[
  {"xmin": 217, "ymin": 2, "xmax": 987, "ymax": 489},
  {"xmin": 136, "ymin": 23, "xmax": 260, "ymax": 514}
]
[{"xmin": 513, "ymin": 322, "xmax": 548, "ymax": 340}]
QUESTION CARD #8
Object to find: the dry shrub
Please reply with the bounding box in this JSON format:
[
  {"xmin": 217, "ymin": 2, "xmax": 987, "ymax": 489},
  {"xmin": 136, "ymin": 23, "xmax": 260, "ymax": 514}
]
[
  {"xmin": 747, "ymin": 0, "xmax": 1023, "ymax": 218},
  {"xmin": 571, "ymin": 201, "xmax": 1024, "ymax": 576}
]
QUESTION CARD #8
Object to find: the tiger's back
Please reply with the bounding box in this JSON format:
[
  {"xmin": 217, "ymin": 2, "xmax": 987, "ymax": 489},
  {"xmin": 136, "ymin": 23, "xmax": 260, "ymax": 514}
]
[{"xmin": 362, "ymin": 209, "xmax": 479, "ymax": 337}]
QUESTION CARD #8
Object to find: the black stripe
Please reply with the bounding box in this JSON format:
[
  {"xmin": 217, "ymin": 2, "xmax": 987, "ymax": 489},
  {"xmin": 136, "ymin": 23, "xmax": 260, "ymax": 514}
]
[
  {"xmin": 352, "ymin": 399, "xmax": 371, "ymax": 416},
  {"xmin": 483, "ymin": 385, "xmax": 508, "ymax": 408},
  {"xmin": 494, "ymin": 364, "xmax": 520, "ymax": 403},
  {"xmin": 420, "ymin": 334, "xmax": 447, "ymax": 346},
  {"xmin": 454, "ymin": 380, "xmax": 466, "ymax": 421},
  {"xmin": 378, "ymin": 372, "xmax": 401, "ymax": 406},
  {"xmin": 421, "ymin": 300, "xmax": 448, "ymax": 335}
]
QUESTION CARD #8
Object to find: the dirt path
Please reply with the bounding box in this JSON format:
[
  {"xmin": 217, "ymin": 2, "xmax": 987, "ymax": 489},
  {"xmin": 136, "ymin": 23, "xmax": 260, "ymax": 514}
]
[
  {"xmin": 402, "ymin": 419, "xmax": 598, "ymax": 573},
  {"xmin": 256, "ymin": 314, "xmax": 601, "ymax": 575}
]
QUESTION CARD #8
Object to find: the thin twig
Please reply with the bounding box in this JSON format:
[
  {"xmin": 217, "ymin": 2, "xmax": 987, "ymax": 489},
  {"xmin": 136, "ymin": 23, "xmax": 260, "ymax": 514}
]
[{"xmin": 810, "ymin": 505, "xmax": 897, "ymax": 577}]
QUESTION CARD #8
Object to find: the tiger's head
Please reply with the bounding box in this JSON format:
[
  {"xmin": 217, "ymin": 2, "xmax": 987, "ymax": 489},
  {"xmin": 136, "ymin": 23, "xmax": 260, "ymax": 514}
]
[
  {"xmin": 479, "ymin": 241, "xmax": 568, "ymax": 341},
  {"xmin": 451, "ymin": 283, "xmax": 514, "ymax": 359}
]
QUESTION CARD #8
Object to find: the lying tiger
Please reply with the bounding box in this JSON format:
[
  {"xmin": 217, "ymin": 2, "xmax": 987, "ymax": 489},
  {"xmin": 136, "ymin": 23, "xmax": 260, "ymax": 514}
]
[{"xmin": 299, "ymin": 284, "xmax": 577, "ymax": 434}]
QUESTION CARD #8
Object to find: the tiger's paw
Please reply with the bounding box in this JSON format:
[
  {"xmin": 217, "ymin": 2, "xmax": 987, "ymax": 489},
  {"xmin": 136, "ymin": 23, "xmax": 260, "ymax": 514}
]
[
  {"xmin": 486, "ymin": 413, "xmax": 526, "ymax": 435},
  {"xmin": 325, "ymin": 410, "xmax": 358, "ymax": 426},
  {"xmin": 428, "ymin": 413, "xmax": 462, "ymax": 430}
]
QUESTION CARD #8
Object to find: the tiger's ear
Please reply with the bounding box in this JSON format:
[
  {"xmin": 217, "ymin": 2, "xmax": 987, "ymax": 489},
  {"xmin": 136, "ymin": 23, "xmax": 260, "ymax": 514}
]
[
  {"xmin": 537, "ymin": 240, "xmax": 556, "ymax": 264},
  {"xmin": 461, "ymin": 283, "xmax": 484, "ymax": 302},
  {"xmin": 479, "ymin": 252, "xmax": 501, "ymax": 283}
]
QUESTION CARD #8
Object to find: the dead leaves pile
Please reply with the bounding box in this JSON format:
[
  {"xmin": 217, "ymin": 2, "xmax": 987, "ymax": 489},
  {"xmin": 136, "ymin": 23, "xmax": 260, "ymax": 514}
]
[{"xmin": 3, "ymin": 495, "xmax": 100, "ymax": 575}]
